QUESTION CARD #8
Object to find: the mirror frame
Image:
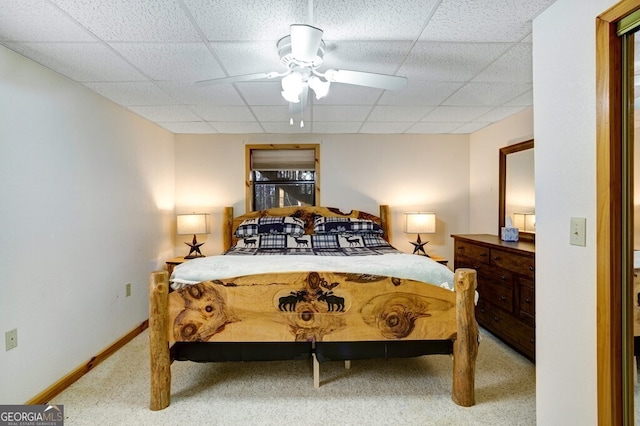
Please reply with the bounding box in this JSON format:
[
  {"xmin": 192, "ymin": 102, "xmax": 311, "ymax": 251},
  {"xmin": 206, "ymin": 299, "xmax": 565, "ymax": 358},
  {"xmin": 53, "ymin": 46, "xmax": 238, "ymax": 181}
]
[{"xmin": 498, "ymin": 139, "xmax": 535, "ymax": 243}]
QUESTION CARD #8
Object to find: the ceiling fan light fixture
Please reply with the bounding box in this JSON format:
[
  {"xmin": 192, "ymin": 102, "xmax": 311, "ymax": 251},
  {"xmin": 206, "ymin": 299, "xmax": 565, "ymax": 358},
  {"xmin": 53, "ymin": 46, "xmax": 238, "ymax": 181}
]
[
  {"xmin": 308, "ymin": 75, "xmax": 330, "ymax": 99},
  {"xmin": 281, "ymin": 72, "xmax": 304, "ymax": 103}
]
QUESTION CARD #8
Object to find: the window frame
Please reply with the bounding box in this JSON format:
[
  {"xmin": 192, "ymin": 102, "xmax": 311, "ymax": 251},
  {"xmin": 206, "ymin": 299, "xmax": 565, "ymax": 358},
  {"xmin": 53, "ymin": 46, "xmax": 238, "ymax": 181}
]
[{"xmin": 245, "ymin": 144, "xmax": 320, "ymax": 212}]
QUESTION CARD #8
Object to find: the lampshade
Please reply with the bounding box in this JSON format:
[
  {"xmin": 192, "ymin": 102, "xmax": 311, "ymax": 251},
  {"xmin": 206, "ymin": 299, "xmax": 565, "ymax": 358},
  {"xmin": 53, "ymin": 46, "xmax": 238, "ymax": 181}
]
[
  {"xmin": 177, "ymin": 213, "xmax": 210, "ymax": 236},
  {"xmin": 512, "ymin": 212, "xmax": 535, "ymax": 232},
  {"xmin": 308, "ymin": 75, "xmax": 330, "ymax": 99},
  {"xmin": 404, "ymin": 212, "xmax": 436, "ymax": 234},
  {"xmin": 281, "ymin": 72, "xmax": 304, "ymax": 103}
]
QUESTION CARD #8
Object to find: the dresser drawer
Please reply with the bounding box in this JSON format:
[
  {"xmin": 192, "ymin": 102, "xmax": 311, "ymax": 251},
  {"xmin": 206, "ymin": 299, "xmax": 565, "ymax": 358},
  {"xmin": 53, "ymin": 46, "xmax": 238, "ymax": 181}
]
[
  {"xmin": 454, "ymin": 241, "xmax": 489, "ymax": 264},
  {"xmin": 477, "ymin": 300, "xmax": 535, "ymax": 359},
  {"xmin": 455, "ymin": 255, "xmax": 488, "ymax": 276},
  {"xmin": 477, "ymin": 279, "xmax": 513, "ymax": 313},
  {"xmin": 489, "ymin": 248, "xmax": 535, "ymax": 278},
  {"xmin": 484, "ymin": 268, "xmax": 513, "ymax": 288},
  {"xmin": 518, "ymin": 280, "xmax": 535, "ymax": 325}
]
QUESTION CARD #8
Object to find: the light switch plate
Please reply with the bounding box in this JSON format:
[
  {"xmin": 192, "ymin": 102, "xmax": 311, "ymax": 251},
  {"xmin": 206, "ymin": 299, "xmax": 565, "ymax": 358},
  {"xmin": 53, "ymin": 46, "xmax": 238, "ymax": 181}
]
[
  {"xmin": 570, "ymin": 217, "xmax": 586, "ymax": 246},
  {"xmin": 5, "ymin": 329, "xmax": 17, "ymax": 351}
]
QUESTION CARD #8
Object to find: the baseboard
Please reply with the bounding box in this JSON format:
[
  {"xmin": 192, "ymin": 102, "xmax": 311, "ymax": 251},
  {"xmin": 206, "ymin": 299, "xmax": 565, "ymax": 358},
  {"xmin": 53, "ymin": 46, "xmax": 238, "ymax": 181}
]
[{"xmin": 26, "ymin": 319, "xmax": 149, "ymax": 405}]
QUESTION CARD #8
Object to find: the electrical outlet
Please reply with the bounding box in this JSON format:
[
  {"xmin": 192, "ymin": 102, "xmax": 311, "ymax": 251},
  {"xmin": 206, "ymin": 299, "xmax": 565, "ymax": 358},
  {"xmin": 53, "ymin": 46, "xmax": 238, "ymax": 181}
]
[
  {"xmin": 5, "ymin": 329, "xmax": 17, "ymax": 351},
  {"xmin": 125, "ymin": 283, "xmax": 132, "ymax": 297}
]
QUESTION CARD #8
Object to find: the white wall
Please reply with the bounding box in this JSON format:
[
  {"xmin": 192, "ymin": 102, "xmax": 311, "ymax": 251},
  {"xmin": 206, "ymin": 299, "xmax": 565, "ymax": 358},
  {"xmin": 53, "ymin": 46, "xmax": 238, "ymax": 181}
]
[
  {"xmin": 533, "ymin": 0, "xmax": 615, "ymax": 423},
  {"xmin": 174, "ymin": 133, "xmax": 470, "ymax": 263},
  {"xmin": 468, "ymin": 107, "xmax": 533, "ymax": 234},
  {"xmin": 0, "ymin": 45, "xmax": 176, "ymax": 404}
]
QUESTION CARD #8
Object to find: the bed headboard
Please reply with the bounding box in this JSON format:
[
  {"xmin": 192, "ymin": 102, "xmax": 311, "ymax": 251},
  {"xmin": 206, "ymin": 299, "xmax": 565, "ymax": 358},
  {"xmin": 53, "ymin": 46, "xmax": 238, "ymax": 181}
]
[{"xmin": 222, "ymin": 205, "xmax": 391, "ymax": 252}]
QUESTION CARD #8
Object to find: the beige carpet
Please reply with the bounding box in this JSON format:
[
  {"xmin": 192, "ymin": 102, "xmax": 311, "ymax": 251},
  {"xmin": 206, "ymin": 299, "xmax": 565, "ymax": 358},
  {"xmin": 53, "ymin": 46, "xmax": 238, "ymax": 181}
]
[{"xmin": 51, "ymin": 328, "xmax": 535, "ymax": 425}]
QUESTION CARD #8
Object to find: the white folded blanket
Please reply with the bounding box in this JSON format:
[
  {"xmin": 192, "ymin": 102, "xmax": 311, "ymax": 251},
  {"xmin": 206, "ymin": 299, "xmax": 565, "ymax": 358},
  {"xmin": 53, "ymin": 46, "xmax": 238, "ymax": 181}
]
[{"xmin": 170, "ymin": 252, "xmax": 455, "ymax": 290}]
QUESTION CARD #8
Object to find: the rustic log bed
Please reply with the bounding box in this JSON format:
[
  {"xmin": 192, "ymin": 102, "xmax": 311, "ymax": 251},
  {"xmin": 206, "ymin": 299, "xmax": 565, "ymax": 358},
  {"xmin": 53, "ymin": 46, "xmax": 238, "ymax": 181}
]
[{"xmin": 148, "ymin": 205, "xmax": 478, "ymax": 410}]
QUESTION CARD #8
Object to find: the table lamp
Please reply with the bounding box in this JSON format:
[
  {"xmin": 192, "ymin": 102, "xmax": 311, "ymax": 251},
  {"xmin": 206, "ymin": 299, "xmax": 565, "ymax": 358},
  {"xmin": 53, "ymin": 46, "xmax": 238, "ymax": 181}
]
[
  {"xmin": 404, "ymin": 212, "xmax": 436, "ymax": 256},
  {"xmin": 177, "ymin": 213, "xmax": 210, "ymax": 258}
]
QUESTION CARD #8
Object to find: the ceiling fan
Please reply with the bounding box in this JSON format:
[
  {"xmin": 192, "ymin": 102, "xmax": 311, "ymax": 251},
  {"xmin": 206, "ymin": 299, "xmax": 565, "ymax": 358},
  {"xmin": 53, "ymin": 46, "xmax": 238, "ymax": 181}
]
[{"xmin": 195, "ymin": 24, "xmax": 408, "ymax": 117}]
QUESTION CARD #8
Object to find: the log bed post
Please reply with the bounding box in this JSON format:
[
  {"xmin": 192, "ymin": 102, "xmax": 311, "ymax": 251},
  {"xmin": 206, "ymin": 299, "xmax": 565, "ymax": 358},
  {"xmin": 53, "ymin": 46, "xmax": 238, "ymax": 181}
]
[
  {"xmin": 452, "ymin": 268, "xmax": 479, "ymax": 407},
  {"xmin": 149, "ymin": 271, "xmax": 171, "ymax": 411},
  {"xmin": 222, "ymin": 206, "xmax": 234, "ymax": 252}
]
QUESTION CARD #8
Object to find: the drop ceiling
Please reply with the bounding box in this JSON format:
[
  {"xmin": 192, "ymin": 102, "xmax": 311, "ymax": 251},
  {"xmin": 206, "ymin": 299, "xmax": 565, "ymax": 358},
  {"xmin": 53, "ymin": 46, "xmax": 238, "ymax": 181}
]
[{"xmin": 0, "ymin": 0, "xmax": 556, "ymax": 134}]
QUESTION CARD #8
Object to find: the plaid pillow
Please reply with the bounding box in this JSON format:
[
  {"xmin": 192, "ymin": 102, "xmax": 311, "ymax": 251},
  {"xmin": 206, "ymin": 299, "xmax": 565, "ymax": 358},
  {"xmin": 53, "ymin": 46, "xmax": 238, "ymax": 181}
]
[
  {"xmin": 313, "ymin": 216, "xmax": 384, "ymax": 235},
  {"xmin": 234, "ymin": 216, "xmax": 305, "ymax": 237}
]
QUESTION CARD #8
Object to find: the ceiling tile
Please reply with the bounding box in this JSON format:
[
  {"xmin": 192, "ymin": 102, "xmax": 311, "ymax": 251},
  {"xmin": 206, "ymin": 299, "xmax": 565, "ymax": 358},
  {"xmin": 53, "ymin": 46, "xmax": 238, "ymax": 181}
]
[
  {"xmin": 442, "ymin": 82, "xmax": 532, "ymax": 107},
  {"xmin": 450, "ymin": 122, "xmax": 491, "ymax": 134},
  {"xmin": 82, "ymin": 82, "xmax": 176, "ymax": 105},
  {"xmin": 320, "ymin": 41, "xmax": 412, "ymax": 76},
  {"xmin": 421, "ymin": 106, "xmax": 493, "ymax": 122},
  {"xmin": 313, "ymin": 105, "xmax": 372, "ymax": 121},
  {"xmin": 210, "ymin": 121, "xmax": 266, "ymax": 133},
  {"xmin": 158, "ymin": 121, "xmax": 217, "ymax": 134},
  {"xmin": 314, "ymin": 83, "xmax": 382, "ymax": 106},
  {"xmin": 3, "ymin": 42, "xmax": 146, "ymax": 81},
  {"xmin": 189, "ymin": 105, "xmax": 256, "ymax": 121},
  {"xmin": 235, "ymin": 81, "xmax": 287, "ymax": 106},
  {"xmin": 398, "ymin": 42, "xmax": 511, "ymax": 82},
  {"xmin": 184, "ymin": 0, "xmax": 307, "ymax": 41},
  {"xmin": 0, "ymin": 0, "xmax": 95, "ymax": 42},
  {"xmin": 368, "ymin": 106, "xmax": 434, "ymax": 122},
  {"xmin": 261, "ymin": 121, "xmax": 310, "ymax": 133},
  {"xmin": 360, "ymin": 122, "xmax": 414, "ymax": 133},
  {"xmin": 311, "ymin": 122, "xmax": 363, "ymax": 133},
  {"xmin": 505, "ymin": 90, "xmax": 533, "ymax": 107},
  {"xmin": 405, "ymin": 122, "xmax": 461, "ymax": 133},
  {"xmin": 473, "ymin": 106, "xmax": 527, "ymax": 123},
  {"xmin": 52, "ymin": 0, "xmax": 201, "ymax": 41},
  {"xmin": 127, "ymin": 105, "xmax": 202, "ymax": 122},
  {"xmin": 472, "ymin": 43, "xmax": 533, "ymax": 83},
  {"xmin": 252, "ymin": 106, "xmax": 311, "ymax": 122},
  {"xmin": 109, "ymin": 42, "xmax": 224, "ymax": 81},
  {"xmin": 210, "ymin": 41, "xmax": 283, "ymax": 76},
  {"xmin": 379, "ymin": 81, "xmax": 463, "ymax": 106},
  {"xmin": 314, "ymin": 0, "xmax": 440, "ymax": 40},
  {"xmin": 420, "ymin": 0, "xmax": 556, "ymax": 42},
  {"xmin": 155, "ymin": 81, "xmax": 246, "ymax": 105}
]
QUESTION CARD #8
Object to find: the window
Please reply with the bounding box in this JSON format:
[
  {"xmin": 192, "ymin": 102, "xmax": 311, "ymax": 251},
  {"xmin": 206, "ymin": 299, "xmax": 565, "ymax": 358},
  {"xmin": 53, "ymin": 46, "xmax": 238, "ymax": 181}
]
[{"xmin": 245, "ymin": 144, "xmax": 320, "ymax": 211}]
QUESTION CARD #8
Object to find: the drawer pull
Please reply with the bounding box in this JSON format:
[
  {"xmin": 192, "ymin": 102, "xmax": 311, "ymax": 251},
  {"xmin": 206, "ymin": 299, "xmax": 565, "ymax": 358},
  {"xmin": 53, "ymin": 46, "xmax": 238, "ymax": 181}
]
[
  {"xmin": 480, "ymin": 253, "xmax": 487, "ymax": 257},
  {"xmin": 479, "ymin": 307, "xmax": 486, "ymax": 313},
  {"xmin": 500, "ymin": 296, "xmax": 507, "ymax": 301},
  {"xmin": 525, "ymin": 298, "xmax": 531, "ymax": 304},
  {"xmin": 501, "ymin": 275, "xmax": 507, "ymax": 281},
  {"xmin": 493, "ymin": 316, "xmax": 500, "ymax": 322},
  {"xmin": 530, "ymin": 339, "xmax": 535, "ymax": 344},
  {"xmin": 493, "ymin": 256, "xmax": 499, "ymax": 261},
  {"xmin": 529, "ymin": 266, "xmax": 534, "ymax": 271}
]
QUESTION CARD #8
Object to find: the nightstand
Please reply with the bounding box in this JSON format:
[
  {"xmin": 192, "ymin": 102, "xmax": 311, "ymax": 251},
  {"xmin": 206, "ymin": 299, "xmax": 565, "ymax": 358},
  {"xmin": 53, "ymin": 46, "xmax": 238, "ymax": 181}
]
[
  {"xmin": 166, "ymin": 256, "xmax": 186, "ymax": 276},
  {"xmin": 426, "ymin": 254, "xmax": 448, "ymax": 266}
]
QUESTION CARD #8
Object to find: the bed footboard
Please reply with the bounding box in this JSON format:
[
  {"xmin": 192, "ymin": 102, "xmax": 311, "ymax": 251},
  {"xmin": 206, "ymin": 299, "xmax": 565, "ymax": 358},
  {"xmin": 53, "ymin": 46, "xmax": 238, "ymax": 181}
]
[{"xmin": 148, "ymin": 268, "xmax": 478, "ymax": 410}]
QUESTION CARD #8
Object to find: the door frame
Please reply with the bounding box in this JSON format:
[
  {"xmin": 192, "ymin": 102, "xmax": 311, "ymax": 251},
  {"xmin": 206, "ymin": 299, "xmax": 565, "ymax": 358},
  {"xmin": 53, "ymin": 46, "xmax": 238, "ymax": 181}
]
[{"xmin": 596, "ymin": 0, "xmax": 640, "ymax": 423}]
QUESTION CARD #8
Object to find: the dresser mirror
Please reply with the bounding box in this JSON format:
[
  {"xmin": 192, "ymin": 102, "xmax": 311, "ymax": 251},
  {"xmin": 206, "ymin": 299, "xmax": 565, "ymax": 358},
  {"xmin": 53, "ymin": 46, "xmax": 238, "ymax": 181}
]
[{"xmin": 498, "ymin": 139, "xmax": 535, "ymax": 242}]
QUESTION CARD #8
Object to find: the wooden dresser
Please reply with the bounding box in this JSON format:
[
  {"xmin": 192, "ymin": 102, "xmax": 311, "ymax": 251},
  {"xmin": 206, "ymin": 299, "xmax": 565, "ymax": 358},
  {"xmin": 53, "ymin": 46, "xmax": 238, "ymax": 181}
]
[{"xmin": 451, "ymin": 234, "xmax": 535, "ymax": 361}]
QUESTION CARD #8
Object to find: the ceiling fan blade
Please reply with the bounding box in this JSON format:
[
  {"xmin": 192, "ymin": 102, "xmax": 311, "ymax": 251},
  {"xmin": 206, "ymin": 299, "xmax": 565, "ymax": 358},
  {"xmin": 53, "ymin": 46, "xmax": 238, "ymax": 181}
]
[
  {"xmin": 290, "ymin": 24, "xmax": 323, "ymax": 63},
  {"xmin": 324, "ymin": 69, "xmax": 408, "ymax": 91},
  {"xmin": 194, "ymin": 72, "xmax": 277, "ymax": 87}
]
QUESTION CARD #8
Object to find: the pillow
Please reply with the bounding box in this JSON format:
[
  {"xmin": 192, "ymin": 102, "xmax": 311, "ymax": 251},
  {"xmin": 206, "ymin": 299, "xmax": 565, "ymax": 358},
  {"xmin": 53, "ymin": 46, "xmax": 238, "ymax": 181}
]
[
  {"xmin": 234, "ymin": 216, "xmax": 305, "ymax": 237},
  {"xmin": 313, "ymin": 215, "xmax": 384, "ymax": 235}
]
